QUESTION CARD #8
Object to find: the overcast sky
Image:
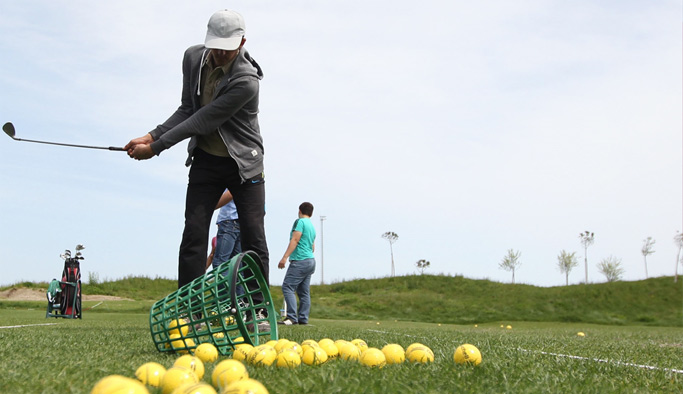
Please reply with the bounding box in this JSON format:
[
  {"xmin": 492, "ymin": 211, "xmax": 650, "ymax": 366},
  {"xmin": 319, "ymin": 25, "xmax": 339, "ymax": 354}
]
[{"xmin": 0, "ymin": 1, "xmax": 681, "ymax": 289}]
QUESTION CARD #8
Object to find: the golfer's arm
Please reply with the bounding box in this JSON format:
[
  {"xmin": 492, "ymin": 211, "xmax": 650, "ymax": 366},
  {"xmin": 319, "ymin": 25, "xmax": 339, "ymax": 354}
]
[{"xmin": 282, "ymin": 232, "xmax": 302, "ymax": 260}]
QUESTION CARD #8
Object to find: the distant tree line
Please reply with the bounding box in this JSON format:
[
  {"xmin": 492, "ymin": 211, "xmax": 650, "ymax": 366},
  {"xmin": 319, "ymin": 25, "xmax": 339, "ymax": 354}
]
[
  {"xmin": 498, "ymin": 230, "xmax": 683, "ymax": 285},
  {"xmin": 380, "ymin": 229, "xmax": 683, "ymax": 284}
]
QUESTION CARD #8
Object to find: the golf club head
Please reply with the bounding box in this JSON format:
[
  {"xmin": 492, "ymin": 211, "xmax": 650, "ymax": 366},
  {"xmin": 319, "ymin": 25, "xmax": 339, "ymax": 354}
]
[
  {"xmin": 2, "ymin": 122, "xmax": 16, "ymax": 139},
  {"xmin": 76, "ymin": 244, "xmax": 85, "ymax": 251}
]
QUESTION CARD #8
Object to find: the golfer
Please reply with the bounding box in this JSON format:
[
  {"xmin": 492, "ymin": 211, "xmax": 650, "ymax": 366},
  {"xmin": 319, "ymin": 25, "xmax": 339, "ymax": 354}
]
[{"xmin": 125, "ymin": 10, "xmax": 269, "ymax": 293}]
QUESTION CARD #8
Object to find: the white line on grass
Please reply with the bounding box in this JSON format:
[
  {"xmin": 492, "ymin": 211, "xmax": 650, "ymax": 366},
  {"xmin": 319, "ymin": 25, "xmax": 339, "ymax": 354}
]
[
  {"xmin": 0, "ymin": 323, "xmax": 59, "ymax": 329},
  {"xmin": 368, "ymin": 329, "xmax": 683, "ymax": 375},
  {"xmin": 367, "ymin": 329, "xmax": 423, "ymax": 339},
  {"xmin": 518, "ymin": 348, "xmax": 683, "ymax": 375}
]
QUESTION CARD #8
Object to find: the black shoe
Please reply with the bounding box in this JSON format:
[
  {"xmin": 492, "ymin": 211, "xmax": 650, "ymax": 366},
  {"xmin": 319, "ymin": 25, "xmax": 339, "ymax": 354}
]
[
  {"xmin": 277, "ymin": 318, "xmax": 297, "ymax": 325},
  {"xmin": 298, "ymin": 321, "xmax": 308, "ymax": 325}
]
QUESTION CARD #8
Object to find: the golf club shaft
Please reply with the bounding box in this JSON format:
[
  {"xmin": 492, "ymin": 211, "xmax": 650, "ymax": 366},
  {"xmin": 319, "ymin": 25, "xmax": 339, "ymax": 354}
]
[
  {"xmin": 3, "ymin": 122, "xmax": 125, "ymax": 151},
  {"xmin": 12, "ymin": 137, "xmax": 125, "ymax": 151}
]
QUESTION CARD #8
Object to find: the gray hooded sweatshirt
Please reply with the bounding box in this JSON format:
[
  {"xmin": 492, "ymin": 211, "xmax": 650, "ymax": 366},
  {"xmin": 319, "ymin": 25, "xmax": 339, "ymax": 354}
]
[{"xmin": 149, "ymin": 45, "xmax": 264, "ymax": 181}]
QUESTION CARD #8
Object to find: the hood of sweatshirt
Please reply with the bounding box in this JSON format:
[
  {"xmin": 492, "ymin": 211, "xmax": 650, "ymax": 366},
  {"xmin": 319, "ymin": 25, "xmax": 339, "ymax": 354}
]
[{"xmin": 196, "ymin": 48, "xmax": 263, "ymax": 96}]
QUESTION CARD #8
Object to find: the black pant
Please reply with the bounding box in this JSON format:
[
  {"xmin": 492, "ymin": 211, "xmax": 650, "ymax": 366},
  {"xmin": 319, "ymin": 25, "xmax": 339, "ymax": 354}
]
[{"xmin": 178, "ymin": 148, "xmax": 269, "ymax": 289}]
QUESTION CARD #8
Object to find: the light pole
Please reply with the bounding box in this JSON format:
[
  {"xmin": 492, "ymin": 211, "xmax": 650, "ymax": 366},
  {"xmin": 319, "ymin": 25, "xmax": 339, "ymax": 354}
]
[{"xmin": 320, "ymin": 215, "xmax": 326, "ymax": 285}]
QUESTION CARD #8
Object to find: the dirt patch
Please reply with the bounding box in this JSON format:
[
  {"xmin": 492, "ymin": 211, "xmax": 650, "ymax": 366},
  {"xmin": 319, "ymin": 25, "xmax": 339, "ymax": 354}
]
[{"xmin": 0, "ymin": 288, "xmax": 132, "ymax": 301}]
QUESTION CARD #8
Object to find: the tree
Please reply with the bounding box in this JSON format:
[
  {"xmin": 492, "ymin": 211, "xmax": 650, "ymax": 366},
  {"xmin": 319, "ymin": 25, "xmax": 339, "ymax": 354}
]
[
  {"xmin": 499, "ymin": 249, "xmax": 522, "ymax": 284},
  {"xmin": 557, "ymin": 250, "xmax": 579, "ymax": 286},
  {"xmin": 415, "ymin": 259, "xmax": 430, "ymax": 275},
  {"xmin": 597, "ymin": 256, "xmax": 624, "ymax": 282},
  {"xmin": 641, "ymin": 237, "xmax": 655, "ymax": 279},
  {"xmin": 578, "ymin": 231, "xmax": 595, "ymax": 283},
  {"xmin": 381, "ymin": 231, "xmax": 399, "ymax": 277},
  {"xmin": 674, "ymin": 232, "xmax": 683, "ymax": 283}
]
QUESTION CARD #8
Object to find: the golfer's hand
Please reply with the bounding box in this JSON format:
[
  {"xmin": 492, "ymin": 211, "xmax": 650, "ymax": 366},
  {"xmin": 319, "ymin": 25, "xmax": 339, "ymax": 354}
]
[
  {"xmin": 124, "ymin": 133, "xmax": 153, "ymax": 151},
  {"xmin": 278, "ymin": 258, "xmax": 287, "ymax": 269},
  {"xmin": 128, "ymin": 144, "xmax": 155, "ymax": 160}
]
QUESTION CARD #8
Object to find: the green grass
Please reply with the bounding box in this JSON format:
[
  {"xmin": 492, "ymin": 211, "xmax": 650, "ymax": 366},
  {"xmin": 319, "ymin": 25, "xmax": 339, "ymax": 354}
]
[
  {"xmin": 1, "ymin": 275, "xmax": 682, "ymax": 392},
  {"xmin": 4, "ymin": 274, "xmax": 682, "ymax": 326},
  {"xmin": 307, "ymin": 275, "xmax": 683, "ymax": 326},
  {"xmin": 1, "ymin": 310, "xmax": 682, "ymax": 393}
]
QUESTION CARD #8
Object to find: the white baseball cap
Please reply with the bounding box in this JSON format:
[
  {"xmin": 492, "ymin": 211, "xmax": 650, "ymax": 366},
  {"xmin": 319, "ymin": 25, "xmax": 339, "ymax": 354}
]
[{"xmin": 205, "ymin": 10, "xmax": 245, "ymax": 51}]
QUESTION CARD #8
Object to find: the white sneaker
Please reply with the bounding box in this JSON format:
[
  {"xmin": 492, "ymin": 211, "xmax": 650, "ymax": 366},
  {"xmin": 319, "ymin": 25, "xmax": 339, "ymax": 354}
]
[{"xmin": 255, "ymin": 310, "xmax": 270, "ymax": 332}]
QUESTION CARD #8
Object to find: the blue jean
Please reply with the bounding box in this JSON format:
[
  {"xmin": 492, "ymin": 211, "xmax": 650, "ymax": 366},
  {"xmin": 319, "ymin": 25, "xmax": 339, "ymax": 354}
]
[
  {"xmin": 212, "ymin": 219, "xmax": 244, "ymax": 297},
  {"xmin": 212, "ymin": 219, "xmax": 241, "ymax": 269},
  {"xmin": 282, "ymin": 258, "xmax": 315, "ymax": 324}
]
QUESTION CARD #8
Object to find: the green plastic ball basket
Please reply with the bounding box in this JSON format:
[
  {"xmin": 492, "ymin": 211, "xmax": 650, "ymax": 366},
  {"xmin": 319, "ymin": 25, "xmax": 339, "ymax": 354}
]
[{"xmin": 149, "ymin": 251, "xmax": 277, "ymax": 355}]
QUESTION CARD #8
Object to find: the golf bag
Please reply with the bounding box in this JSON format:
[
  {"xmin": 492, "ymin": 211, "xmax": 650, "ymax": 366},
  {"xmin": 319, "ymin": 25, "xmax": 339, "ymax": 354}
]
[{"xmin": 46, "ymin": 247, "xmax": 83, "ymax": 319}]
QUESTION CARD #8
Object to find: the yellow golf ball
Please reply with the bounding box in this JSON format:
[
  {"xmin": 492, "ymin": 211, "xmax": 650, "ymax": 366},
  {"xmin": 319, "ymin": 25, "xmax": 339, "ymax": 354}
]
[
  {"xmin": 224, "ymin": 315, "xmax": 236, "ymax": 326},
  {"xmin": 160, "ymin": 367, "xmax": 198, "ymax": 394},
  {"xmin": 334, "ymin": 339, "xmax": 350, "ymax": 352},
  {"xmin": 221, "ymin": 378, "xmax": 269, "ymax": 394},
  {"xmin": 301, "ymin": 339, "xmax": 319, "ymax": 347},
  {"xmin": 351, "ymin": 339, "xmax": 368, "ymax": 352},
  {"xmin": 453, "ymin": 344, "xmax": 482, "ymax": 366},
  {"xmin": 171, "ymin": 382, "xmax": 217, "ymax": 394},
  {"xmin": 174, "ymin": 355, "xmax": 205, "ymax": 380},
  {"xmin": 318, "ymin": 338, "xmax": 339, "ymax": 358},
  {"xmin": 381, "ymin": 344, "xmax": 405, "ymax": 365},
  {"xmin": 302, "ymin": 346, "xmax": 328, "ymax": 366},
  {"xmin": 265, "ymin": 340, "xmax": 278, "ymax": 348},
  {"xmin": 274, "ymin": 339, "xmax": 291, "ymax": 353},
  {"xmin": 360, "ymin": 348, "xmax": 386, "ymax": 368},
  {"xmin": 170, "ymin": 334, "xmax": 195, "ymax": 354},
  {"xmin": 168, "ymin": 319, "xmax": 190, "ymax": 336},
  {"xmin": 406, "ymin": 345, "xmax": 434, "ymax": 364},
  {"xmin": 135, "ymin": 362, "xmax": 166, "ymax": 387},
  {"xmin": 275, "ymin": 349, "xmax": 301, "ymax": 368},
  {"xmin": 247, "ymin": 345, "xmax": 277, "ymax": 367},
  {"xmin": 91, "ymin": 375, "xmax": 149, "ymax": 394},
  {"xmin": 282, "ymin": 342, "xmax": 303, "ymax": 357},
  {"xmin": 211, "ymin": 359, "xmax": 248, "ymax": 390},
  {"xmin": 194, "ymin": 343, "xmax": 218, "ymax": 363},
  {"xmin": 232, "ymin": 344, "xmax": 253, "ymax": 362},
  {"xmin": 405, "ymin": 343, "xmax": 426, "ymax": 354},
  {"xmin": 338, "ymin": 342, "xmax": 361, "ymax": 361}
]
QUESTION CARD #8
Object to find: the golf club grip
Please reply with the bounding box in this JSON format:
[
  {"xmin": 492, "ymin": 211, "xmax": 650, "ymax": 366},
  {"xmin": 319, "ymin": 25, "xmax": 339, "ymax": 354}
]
[{"xmin": 109, "ymin": 147, "xmax": 126, "ymax": 151}]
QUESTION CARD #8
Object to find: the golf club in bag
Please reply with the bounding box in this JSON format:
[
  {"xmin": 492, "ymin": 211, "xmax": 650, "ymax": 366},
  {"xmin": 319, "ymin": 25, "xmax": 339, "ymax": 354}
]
[
  {"xmin": 3, "ymin": 122, "xmax": 125, "ymax": 151},
  {"xmin": 46, "ymin": 245, "xmax": 85, "ymax": 319}
]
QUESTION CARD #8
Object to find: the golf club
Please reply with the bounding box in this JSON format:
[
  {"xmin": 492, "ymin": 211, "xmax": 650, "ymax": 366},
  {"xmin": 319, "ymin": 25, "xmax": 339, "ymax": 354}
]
[{"xmin": 3, "ymin": 122, "xmax": 125, "ymax": 151}]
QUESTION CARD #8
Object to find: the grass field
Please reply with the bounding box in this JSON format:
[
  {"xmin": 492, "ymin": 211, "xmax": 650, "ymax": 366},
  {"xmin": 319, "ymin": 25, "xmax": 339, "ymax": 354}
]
[{"xmin": 1, "ymin": 304, "xmax": 682, "ymax": 393}]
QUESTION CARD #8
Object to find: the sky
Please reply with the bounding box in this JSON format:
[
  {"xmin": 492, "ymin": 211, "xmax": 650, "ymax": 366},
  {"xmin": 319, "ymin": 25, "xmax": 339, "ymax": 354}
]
[{"xmin": 0, "ymin": 1, "xmax": 681, "ymax": 289}]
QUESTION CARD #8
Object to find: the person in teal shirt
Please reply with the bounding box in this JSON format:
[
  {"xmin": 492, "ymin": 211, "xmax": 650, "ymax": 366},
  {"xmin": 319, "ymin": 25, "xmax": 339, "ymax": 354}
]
[{"xmin": 277, "ymin": 202, "xmax": 316, "ymax": 325}]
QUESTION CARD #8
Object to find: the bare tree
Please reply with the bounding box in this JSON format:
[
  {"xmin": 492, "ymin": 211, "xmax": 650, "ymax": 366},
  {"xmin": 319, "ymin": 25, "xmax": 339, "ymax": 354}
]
[
  {"xmin": 578, "ymin": 231, "xmax": 595, "ymax": 283},
  {"xmin": 597, "ymin": 256, "xmax": 624, "ymax": 282},
  {"xmin": 415, "ymin": 259, "xmax": 430, "ymax": 275},
  {"xmin": 557, "ymin": 250, "xmax": 579, "ymax": 286},
  {"xmin": 381, "ymin": 231, "xmax": 399, "ymax": 277},
  {"xmin": 641, "ymin": 237, "xmax": 655, "ymax": 279},
  {"xmin": 499, "ymin": 249, "xmax": 522, "ymax": 284},
  {"xmin": 674, "ymin": 232, "xmax": 683, "ymax": 283}
]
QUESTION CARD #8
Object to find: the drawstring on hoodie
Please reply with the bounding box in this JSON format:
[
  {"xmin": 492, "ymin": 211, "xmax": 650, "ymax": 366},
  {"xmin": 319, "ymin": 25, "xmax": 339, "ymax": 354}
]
[{"xmin": 196, "ymin": 49, "xmax": 209, "ymax": 96}]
